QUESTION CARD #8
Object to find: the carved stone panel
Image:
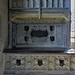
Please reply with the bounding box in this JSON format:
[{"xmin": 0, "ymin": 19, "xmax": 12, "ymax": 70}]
[
  {"xmin": 11, "ymin": 56, "xmax": 26, "ymax": 70},
  {"xmin": 15, "ymin": 23, "xmax": 65, "ymax": 48},
  {"xmin": 10, "ymin": 0, "xmax": 70, "ymax": 8},
  {"xmin": 55, "ymin": 56, "xmax": 70, "ymax": 71},
  {"xmin": 4, "ymin": 54, "xmax": 75, "ymax": 72},
  {"xmin": 71, "ymin": 56, "xmax": 75, "ymax": 71},
  {"xmin": 32, "ymin": 56, "xmax": 48, "ymax": 70}
]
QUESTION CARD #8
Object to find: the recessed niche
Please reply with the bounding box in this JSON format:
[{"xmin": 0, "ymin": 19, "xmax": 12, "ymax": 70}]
[
  {"xmin": 50, "ymin": 36, "xmax": 55, "ymax": 41},
  {"xmin": 24, "ymin": 26, "xmax": 29, "ymax": 31},
  {"xmin": 16, "ymin": 59, "xmax": 21, "ymax": 66},
  {"xmin": 50, "ymin": 26, "xmax": 55, "ymax": 31},
  {"xmin": 38, "ymin": 59, "xmax": 43, "ymax": 66},
  {"xmin": 59, "ymin": 59, "xmax": 64, "ymax": 67}
]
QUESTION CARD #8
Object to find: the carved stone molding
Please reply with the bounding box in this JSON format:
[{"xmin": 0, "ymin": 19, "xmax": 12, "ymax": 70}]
[
  {"xmin": 11, "ymin": 13, "xmax": 70, "ymax": 23},
  {"xmin": 4, "ymin": 54, "xmax": 75, "ymax": 72}
]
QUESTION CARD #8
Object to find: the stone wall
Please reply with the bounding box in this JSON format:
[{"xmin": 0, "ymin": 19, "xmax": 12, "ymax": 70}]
[
  {"xmin": 0, "ymin": 0, "xmax": 8, "ymax": 51},
  {"xmin": 0, "ymin": 0, "xmax": 8, "ymax": 75}
]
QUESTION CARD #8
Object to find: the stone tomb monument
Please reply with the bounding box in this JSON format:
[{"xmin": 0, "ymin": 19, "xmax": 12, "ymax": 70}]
[{"xmin": 3, "ymin": 0, "xmax": 75, "ymax": 75}]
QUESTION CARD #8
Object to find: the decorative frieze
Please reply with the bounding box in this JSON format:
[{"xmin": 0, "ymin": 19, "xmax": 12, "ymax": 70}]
[
  {"xmin": 4, "ymin": 54, "xmax": 75, "ymax": 72},
  {"xmin": 10, "ymin": 0, "xmax": 70, "ymax": 8}
]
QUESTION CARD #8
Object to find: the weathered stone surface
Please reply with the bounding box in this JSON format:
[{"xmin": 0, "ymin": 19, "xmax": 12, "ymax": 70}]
[
  {"xmin": 0, "ymin": 0, "xmax": 8, "ymax": 51},
  {"xmin": 2, "ymin": 0, "xmax": 73, "ymax": 75},
  {"xmin": 11, "ymin": 0, "xmax": 70, "ymax": 8},
  {"xmin": 3, "ymin": 54, "xmax": 75, "ymax": 72}
]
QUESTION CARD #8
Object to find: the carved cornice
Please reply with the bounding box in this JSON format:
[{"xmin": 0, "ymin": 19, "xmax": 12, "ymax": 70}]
[{"xmin": 11, "ymin": 13, "xmax": 70, "ymax": 23}]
